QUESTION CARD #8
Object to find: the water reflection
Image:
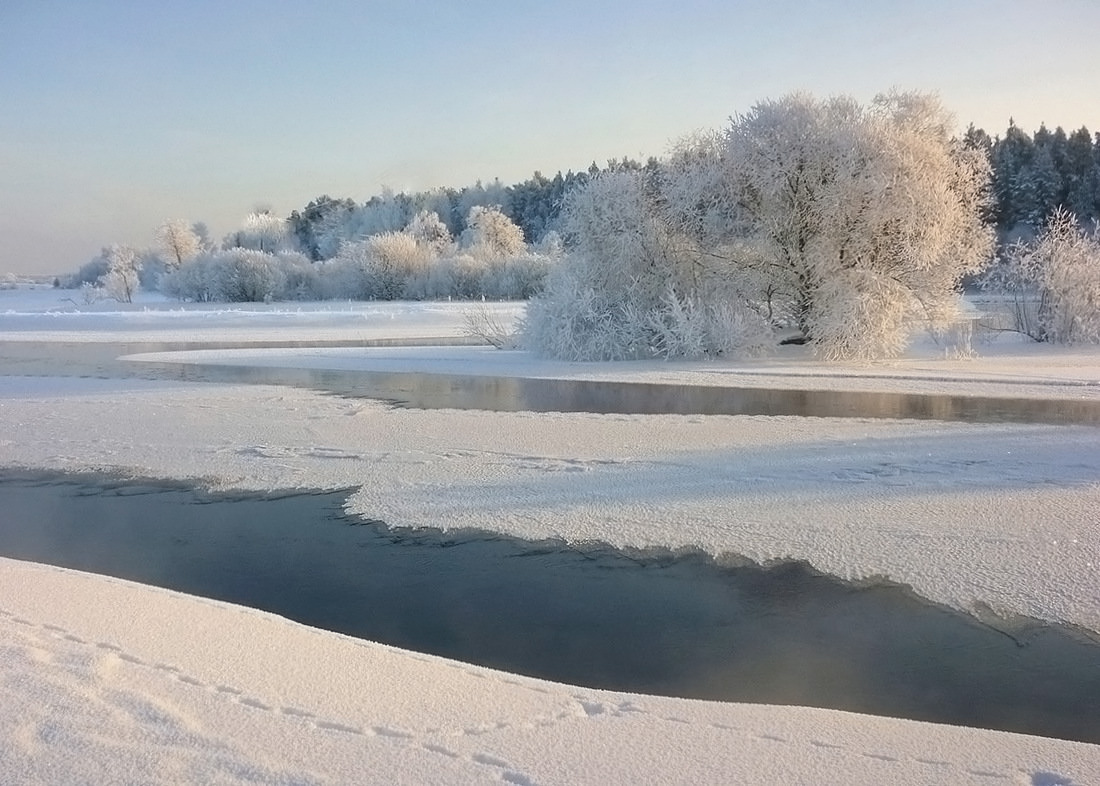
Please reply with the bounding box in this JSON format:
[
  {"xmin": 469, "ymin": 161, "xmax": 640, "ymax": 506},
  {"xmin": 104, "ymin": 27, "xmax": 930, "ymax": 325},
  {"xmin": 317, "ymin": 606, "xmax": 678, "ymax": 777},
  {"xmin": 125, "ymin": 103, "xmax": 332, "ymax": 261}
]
[
  {"xmin": 2, "ymin": 471, "xmax": 1099, "ymax": 744},
  {"xmin": 4, "ymin": 339, "xmax": 1097, "ymax": 423},
  {"xmin": 146, "ymin": 361, "xmax": 1100, "ymax": 425}
]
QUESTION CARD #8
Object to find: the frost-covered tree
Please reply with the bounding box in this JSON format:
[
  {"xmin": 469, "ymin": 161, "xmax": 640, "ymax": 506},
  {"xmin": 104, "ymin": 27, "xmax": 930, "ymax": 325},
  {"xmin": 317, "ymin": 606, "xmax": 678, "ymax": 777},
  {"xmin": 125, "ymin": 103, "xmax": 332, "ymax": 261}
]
[
  {"xmin": 456, "ymin": 180, "xmax": 511, "ymax": 230},
  {"xmin": 667, "ymin": 91, "xmax": 994, "ymax": 359},
  {"xmin": 224, "ymin": 212, "xmax": 297, "ymax": 253},
  {"xmin": 312, "ymin": 190, "xmax": 411, "ymax": 260},
  {"xmin": 98, "ymin": 244, "xmax": 142, "ymax": 303},
  {"xmin": 526, "ymin": 91, "xmax": 992, "ymax": 361},
  {"xmin": 981, "ymin": 208, "xmax": 1100, "ymax": 343},
  {"xmin": 289, "ymin": 196, "xmax": 357, "ymax": 260},
  {"xmin": 404, "ymin": 210, "xmax": 454, "ymax": 254},
  {"xmin": 1062, "ymin": 127, "xmax": 1097, "ymax": 221},
  {"xmin": 461, "ymin": 205, "xmax": 526, "ymax": 259},
  {"xmin": 155, "ymin": 219, "xmax": 202, "ymax": 271},
  {"xmin": 522, "ymin": 169, "xmax": 770, "ymax": 360},
  {"xmin": 216, "ymin": 248, "xmax": 289, "ymax": 302}
]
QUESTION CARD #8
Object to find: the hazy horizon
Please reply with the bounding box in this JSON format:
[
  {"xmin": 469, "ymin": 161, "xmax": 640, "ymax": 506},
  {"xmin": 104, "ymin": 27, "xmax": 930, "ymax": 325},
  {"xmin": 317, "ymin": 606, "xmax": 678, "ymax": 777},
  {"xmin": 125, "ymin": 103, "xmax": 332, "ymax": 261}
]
[{"xmin": 3, "ymin": 0, "xmax": 1099, "ymax": 275}]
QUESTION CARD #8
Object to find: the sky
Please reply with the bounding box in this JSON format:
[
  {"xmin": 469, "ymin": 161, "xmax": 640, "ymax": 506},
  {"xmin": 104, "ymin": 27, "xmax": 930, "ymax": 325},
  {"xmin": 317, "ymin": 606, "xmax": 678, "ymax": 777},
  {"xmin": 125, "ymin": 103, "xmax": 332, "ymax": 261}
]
[{"xmin": 1, "ymin": 0, "xmax": 1098, "ymax": 276}]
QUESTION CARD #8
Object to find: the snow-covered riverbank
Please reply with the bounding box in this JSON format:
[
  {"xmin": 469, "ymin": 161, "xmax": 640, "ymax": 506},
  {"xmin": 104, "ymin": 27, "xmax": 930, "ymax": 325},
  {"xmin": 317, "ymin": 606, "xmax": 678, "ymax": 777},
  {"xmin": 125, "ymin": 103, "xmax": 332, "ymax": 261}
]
[{"xmin": 2, "ymin": 289, "xmax": 1098, "ymax": 783}]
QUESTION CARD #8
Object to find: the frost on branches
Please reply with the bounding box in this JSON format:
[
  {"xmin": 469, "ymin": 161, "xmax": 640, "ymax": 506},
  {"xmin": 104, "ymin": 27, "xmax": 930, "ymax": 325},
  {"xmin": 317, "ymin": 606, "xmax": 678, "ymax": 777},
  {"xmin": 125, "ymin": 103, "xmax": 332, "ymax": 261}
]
[
  {"xmin": 525, "ymin": 91, "xmax": 994, "ymax": 361},
  {"xmin": 97, "ymin": 244, "xmax": 142, "ymax": 303},
  {"xmin": 981, "ymin": 208, "xmax": 1100, "ymax": 343},
  {"xmin": 155, "ymin": 220, "xmax": 203, "ymax": 271},
  {"xmin": 521, "ymin": 170, "xmax": 771, "ymax": 360}
]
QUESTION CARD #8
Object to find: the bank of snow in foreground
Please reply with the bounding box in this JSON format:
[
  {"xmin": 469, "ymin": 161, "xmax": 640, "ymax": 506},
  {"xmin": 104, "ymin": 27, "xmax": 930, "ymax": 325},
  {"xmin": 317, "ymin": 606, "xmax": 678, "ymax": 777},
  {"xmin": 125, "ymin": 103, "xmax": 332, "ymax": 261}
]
[{"xmin": 3, "ymin": 556, "xmax": 1098, "ymax": 785}]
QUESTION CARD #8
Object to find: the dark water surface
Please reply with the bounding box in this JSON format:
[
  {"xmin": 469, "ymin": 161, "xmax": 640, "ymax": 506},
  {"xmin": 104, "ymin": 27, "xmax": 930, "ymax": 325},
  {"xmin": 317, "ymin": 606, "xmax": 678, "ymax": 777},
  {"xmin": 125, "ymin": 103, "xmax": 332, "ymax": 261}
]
[
  {"xmin": 4, "ymin": 339, "xmax": 1100, "ymax": 423},
  {"xmin": 3, "ymin": 471, "xmax": 1100, "ymax": 744},
  {"xmin": 152, "ymin": 361, "xmax": 1100, "ymax": 424}
]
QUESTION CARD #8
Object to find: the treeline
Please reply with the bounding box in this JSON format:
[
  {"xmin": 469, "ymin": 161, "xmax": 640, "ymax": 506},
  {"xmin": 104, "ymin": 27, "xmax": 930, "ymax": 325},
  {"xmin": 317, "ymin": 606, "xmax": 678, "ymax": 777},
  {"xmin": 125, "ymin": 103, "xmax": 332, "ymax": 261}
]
[
  {"xmin": 965, "ymin": 122, "xmax": 1100, "ymax": 235},
  {"xmin": 287, "ymin": 158, "xmax": 652, "ymax": 261},
  {"xmin": 71, "ymin": 206, "xmax": 559, "ymax": 304},
  {"xmin": 288, "ymin": 121, "xmax": 1100, "ymax": 261},
  {"xmin": 66, "ymin": 116, "xmax": 1100, "ymax": 324}
]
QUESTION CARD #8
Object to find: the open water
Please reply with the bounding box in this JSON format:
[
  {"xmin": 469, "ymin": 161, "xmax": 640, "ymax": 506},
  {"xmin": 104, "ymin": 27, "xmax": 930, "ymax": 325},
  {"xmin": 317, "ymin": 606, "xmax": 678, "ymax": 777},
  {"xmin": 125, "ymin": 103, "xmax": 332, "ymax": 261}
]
[{"xmin": 2, "ymin": 470, "xmax": 1099, "ymax": 744}]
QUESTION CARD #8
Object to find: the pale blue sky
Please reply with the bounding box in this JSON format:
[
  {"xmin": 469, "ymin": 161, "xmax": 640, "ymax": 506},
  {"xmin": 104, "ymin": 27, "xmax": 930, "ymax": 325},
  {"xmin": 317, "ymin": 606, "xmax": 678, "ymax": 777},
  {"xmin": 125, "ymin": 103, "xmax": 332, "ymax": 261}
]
[{"xmin": 2, "ymin": 0, "xmax": 1098, "ymax": 275}]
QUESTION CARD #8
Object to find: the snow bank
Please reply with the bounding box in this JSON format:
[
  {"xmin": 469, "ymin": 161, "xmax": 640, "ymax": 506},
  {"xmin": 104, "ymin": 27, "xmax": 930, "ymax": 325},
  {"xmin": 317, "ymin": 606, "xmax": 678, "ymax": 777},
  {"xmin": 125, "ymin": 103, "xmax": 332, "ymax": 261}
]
[
  {"xmin": 2, "ymin": 290, "xmax": 1099, "ymax": 782},
  {"xmin": 3, "ymin": 557, "xmax": 1097, "ymax": 784}
]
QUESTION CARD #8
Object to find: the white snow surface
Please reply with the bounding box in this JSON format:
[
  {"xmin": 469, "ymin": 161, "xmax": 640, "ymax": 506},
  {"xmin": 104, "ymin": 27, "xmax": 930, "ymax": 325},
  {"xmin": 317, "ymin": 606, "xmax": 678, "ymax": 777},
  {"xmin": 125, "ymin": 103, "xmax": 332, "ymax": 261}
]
[{"xmin": 1, "ymin": 289, "xmax": 1098, "ymax": 783}]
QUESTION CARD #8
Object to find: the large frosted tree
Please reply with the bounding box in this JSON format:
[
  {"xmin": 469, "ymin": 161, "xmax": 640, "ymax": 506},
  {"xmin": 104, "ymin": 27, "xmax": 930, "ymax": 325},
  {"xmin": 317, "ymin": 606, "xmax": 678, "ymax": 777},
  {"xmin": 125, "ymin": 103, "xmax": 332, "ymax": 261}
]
[
  {"xmin": 526, "ymin": 91, "xmax": 994, "ymax": 361},
  {"xmin": 667, "ymin": 91, "xmax": 994, "ymax": 359}
]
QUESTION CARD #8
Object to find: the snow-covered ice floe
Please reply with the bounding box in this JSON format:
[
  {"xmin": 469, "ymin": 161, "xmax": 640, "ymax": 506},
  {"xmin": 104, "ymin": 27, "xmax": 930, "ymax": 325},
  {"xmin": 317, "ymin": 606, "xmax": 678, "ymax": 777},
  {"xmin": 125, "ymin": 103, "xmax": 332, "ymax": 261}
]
[{"xmin": 1, "ymin": 290, "xmax": 1098, "ymax": 783}]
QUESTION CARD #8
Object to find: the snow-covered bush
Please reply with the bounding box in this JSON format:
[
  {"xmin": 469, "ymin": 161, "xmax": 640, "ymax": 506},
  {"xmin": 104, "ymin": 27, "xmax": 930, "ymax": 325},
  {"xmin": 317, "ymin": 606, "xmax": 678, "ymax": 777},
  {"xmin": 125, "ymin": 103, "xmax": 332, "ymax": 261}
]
[
  {"xmin": 321, "ymin": 232, "xmax": 431, "ymax": 300},
  {"xmin": 279, "ymin": 252, "xmax": 324, "ymax": 301},
  {"xmin": 160, "ymin": 253, "xmax": 220, "ymax": 301},
  {"xmin": 644, "ymin": 285, "xmax": 772, "ymax": 359},
  {"xmin": 161, "ymin": 249, "xmax": 297, "ymax": 302},
  {"xmin": 522, "ymin": 262, "xmax": 650, "ymax": 360},
  {"xmin": 522, "ymin": 169, "xmax": 770, "ymax": 360},
  {"xmin": 981, "ymin": 209, "xmax": 1100, "ymax": 343},
  {"xmin": 317, "ymin": 208, "xmax": 554, "ymax": 302},
  {"xmin": 222, "ymin": 249, "xmax": 288, "ymax": 302},
  {"xmin": 362, "ymin": 231, "xmax": 432, "ymax": 299},
  {"xmin": 483, "ymin": 252, "xmax": 554, "ymax": 300}
]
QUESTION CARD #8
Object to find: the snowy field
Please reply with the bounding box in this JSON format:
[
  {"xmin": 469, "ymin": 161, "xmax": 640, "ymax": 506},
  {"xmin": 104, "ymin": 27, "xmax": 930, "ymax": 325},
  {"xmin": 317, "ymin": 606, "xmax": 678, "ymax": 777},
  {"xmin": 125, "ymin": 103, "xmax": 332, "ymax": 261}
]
[{"xmin": 1, "ymin": 287, "xmax": 1099, "ymax": 784}]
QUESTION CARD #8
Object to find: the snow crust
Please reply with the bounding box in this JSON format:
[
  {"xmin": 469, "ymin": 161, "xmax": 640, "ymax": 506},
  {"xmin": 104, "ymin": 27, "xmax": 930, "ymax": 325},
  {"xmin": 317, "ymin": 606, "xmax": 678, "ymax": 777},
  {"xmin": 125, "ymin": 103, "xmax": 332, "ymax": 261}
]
[{"xmin": 2, "ymin": 289, "xmax": 1099, "ymax": 783}]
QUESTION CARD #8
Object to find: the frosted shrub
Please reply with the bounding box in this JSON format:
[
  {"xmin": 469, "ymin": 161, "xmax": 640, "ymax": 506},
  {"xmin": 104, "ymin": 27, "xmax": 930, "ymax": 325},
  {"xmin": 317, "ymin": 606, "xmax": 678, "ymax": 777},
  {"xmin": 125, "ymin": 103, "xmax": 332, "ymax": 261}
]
[
  {"xmin": 277, "ymin": 252, "xmax": 322, "ymax": 300},
  {"xmin": 481, "ymin": 253, "xmax": 553, "ymax": 300},
  {"xmin": 161, "ymin": 254, "xmax": 218, "ymax": 301},
  {"xmin": 162, "ymin": 249, "xmax": 289, "ymax": 302},
  {"xmin": 461, "ymin": 206, "xmax": 526, "ymax": 259},
  {"xmin": 213, "ymin": 249, "xmax": 287, "ymax": 302},
  {"xmin": 363, "ymin": 232, "xmax": 430, "ymax": 299},
  {"xmin": 645, "ymin": 286, "xmax": 772, "ymax": 359},
  {"xmin": 321, "ymin": 233, "xmax": 428, "ymax": 299},
  {"xmin": 317, "ymin": 242, "xmax": 372, "ymax": 300},
  {"xmin": 981, "ymin": 209, "xmax": 1100, "ymax": 343},
  {"xmin": 402, "ymin": 261, "xmax": 457, "ymax": 301},
  {"xmin": 404, "ymin": 210, "xmax": 453, "ymax": 255},
  {"xmin": 522, "ymin": 170, "xmax": 773, "ymax": 360},
  {"xmin": 445, "ymin": 253, "xmax": 487, "ymax": 299},
  {"xmin": 521, "ymin": 263, "xmax": 651, "ymax": 360}
]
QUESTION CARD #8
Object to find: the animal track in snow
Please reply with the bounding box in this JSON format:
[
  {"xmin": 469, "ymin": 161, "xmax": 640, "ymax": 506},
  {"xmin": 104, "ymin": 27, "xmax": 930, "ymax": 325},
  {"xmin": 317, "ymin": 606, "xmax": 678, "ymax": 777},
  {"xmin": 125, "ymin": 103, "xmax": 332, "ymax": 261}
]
[{"xmin": 0, "ymin": 609, "xmax": 1055, "ymax": 785}]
